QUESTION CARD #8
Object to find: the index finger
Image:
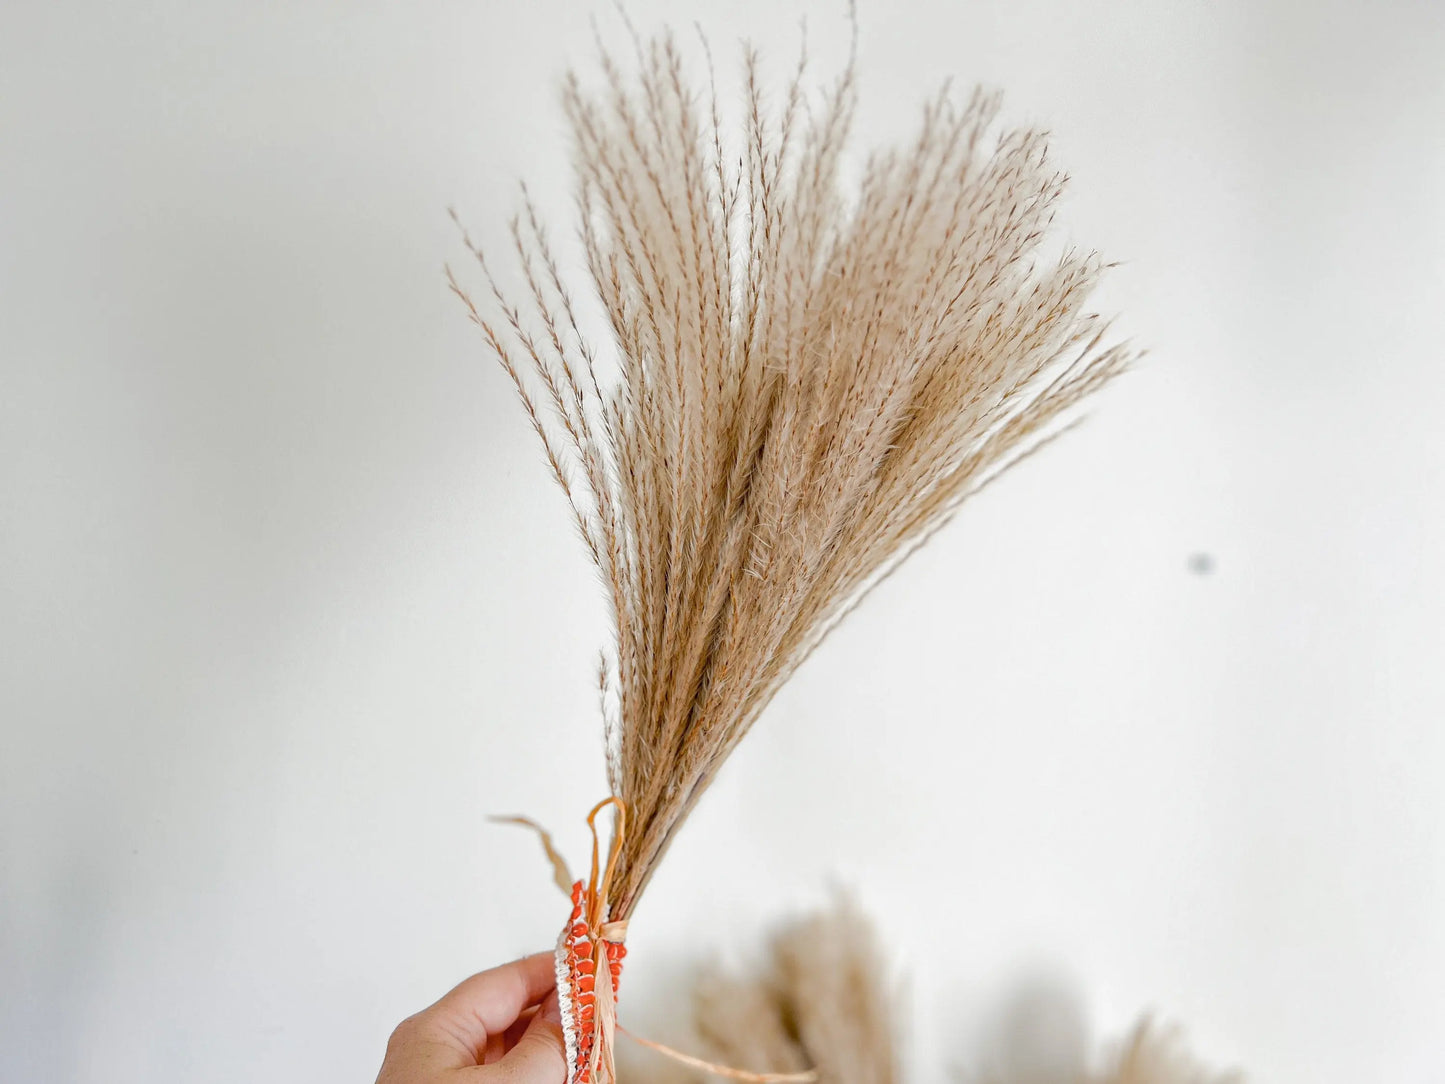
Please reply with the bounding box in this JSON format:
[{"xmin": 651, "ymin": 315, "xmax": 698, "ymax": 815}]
[{"xmin": 427, "ymin": 952, "xmax": 557, "ymax": 1038}]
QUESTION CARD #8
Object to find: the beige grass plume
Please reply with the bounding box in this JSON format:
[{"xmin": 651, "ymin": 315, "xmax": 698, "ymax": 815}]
[
  {"xmin": 629, "ymin": 898, "xmax": 1239, "ymax": 1084},
  {"xmin": 688, "ymin": 895, "xmax": 902, "ymax": 1084},
  {"xmin": 1093, "ymin": 1021, "xmax": 1243, "ymax": 1084},
  {"xmin": 452, "ymin": 20, "xmax": 1132, "ymax": 924}
]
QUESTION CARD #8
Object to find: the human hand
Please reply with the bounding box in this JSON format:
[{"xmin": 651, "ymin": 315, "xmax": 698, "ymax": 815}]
[{"xmin": 376, "ymin": 952, "xmax": 566, "ymax": 1084}]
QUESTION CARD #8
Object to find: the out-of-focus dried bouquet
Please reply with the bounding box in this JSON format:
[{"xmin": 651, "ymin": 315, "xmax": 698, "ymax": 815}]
[{"xmin": 626, "ymin": 898, "xmax": 1242, "ymax": 1084}]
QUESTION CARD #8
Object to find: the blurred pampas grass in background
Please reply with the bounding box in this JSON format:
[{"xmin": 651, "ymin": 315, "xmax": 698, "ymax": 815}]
[
  {"xmin": 629, "ymin": 898, "xmax": 1240, "ymax": 1084},
  {"xmin": 691, "ymin": 896, "xmax": 901, "ymax": 1084},
  {"xmin": 451, "ymin": 15, "xmax": 1134, "ymax": 924},
  {"xmin": 971, "ymin": 1016, "xmax": 1242, "ymax": 1084},
  {"xmin": 1094, "ymin": 1021, "xmax": 1243, "ymax": 1084}
]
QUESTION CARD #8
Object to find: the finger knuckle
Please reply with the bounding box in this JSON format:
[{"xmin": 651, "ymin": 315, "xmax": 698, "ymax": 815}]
[{"xmin": 386, "ymin": 1013, "xmax": 426, "ymax": 1050}]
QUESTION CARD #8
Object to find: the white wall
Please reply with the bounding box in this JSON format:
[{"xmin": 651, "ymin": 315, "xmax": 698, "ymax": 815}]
[{"xmin": 3, "ymin": 2, "xmax": 1442, "ymax": 1081}]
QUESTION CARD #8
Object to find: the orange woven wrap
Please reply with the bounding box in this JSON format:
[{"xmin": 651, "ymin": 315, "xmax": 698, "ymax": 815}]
[{"xmin": 498, "ymin": 801, "xmax": 815, "ymax": 1084}]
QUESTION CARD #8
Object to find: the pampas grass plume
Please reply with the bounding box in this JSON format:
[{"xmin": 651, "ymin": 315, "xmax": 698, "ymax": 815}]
[{"xmin": 452, "ymin": 18, "xmax": 1134, "ymax": 924}]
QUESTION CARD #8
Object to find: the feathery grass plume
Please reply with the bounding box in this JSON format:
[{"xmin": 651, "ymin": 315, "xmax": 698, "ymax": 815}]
[
  {"xmin": 685, "ymin": 895, "xmax": 899, "ymax": 1084},
  {"xmin": 1092, "ymin": 1021, "xmax": 1243, "ymax": 1084},
  {"xmin": 452, "ymin": 20, "xmax": 1133, "ymax": 923},
  {"xmin": 970, "ymin": 1015, "xmax": 1241, "ymax": 1084},
  {"xmin": 688, "ymin": 975, "xmax": 812, "ymax": 1082},
  {"xmin": 628, "ymin": 899, "xmax": 1239, "ymax": 1084}
]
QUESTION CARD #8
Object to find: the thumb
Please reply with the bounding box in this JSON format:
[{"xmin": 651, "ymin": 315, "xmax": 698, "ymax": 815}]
[{"xmin": 491, "ymin": 989, "xmax": 568, "ymax": 1084}]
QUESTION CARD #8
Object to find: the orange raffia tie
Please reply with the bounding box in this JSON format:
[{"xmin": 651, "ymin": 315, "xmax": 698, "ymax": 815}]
[{"xmin": 493, "ymin": 799, "xmax": 817, "ymax": 1084}]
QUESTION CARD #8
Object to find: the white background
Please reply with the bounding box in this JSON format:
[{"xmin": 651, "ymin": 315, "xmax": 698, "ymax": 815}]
[{"xmin": 3, "ymin": 2, "xmax": 1443, "ymax": 1082}]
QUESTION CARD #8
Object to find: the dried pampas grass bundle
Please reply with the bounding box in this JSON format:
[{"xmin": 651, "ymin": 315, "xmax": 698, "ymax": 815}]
[
  {"xmin": 631, "ymin": 899, "xmax": 1240, "ymax": 1084},
  {"xmin": 452, "ymin": 14, "xmax": 1132, "ymax": 1084}
]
